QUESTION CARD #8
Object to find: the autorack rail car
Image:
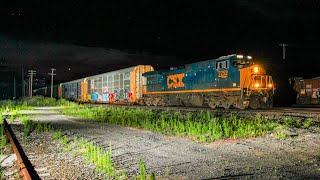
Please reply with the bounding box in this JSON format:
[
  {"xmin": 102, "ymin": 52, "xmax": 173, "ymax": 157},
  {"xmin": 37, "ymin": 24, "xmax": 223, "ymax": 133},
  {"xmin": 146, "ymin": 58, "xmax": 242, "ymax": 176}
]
[
  {"xmin": 292, "ymin": 77, "xmax": 320, "ymax": 105},
  {"xmin": 142, "ymin": 54, "xmax": 275, "ymax": 109},
  {"xmin": 35, "ymin": 65, "xmax": 154, "ymax": 103}
]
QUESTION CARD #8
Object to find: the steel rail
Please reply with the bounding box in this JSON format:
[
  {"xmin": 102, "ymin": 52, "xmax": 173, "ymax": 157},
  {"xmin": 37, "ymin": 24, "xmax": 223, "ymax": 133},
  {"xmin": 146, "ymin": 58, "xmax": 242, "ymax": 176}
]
[{"xmin": 3, "ymin": 119, "xmax": 40, "ymax": 180}]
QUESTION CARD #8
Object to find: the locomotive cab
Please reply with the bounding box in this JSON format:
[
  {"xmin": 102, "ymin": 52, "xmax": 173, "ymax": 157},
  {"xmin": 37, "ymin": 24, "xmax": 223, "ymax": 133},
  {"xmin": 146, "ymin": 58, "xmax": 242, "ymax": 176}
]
[{"xmin": 239, "ymin": 59, "xmax": 275, "ymax": 109}]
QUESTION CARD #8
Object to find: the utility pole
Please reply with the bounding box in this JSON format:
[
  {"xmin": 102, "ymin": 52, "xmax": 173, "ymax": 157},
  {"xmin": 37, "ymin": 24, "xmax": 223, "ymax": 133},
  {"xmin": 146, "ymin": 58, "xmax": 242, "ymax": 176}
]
[
  {"xmin": 26, "ymin": 75, "xmax": 29, "ymax": 97},
  {"xmin": 279, "ymin": 43, "xmax": 288, "ymax": 60},
  {"xmin": 28, "ymin": 70, "xmax": 36, "ymax": 97},
  {"xmin": 26, "ymin": 78, "xmax": 29, "ymax": 97},
  {"xmin": 22, "ymin": 67, "xmax": 25, "ymax": 98},
  {"xmin": 48, "ymin": 68, "xmax": 56, "ymax": 98},
  {"xmin": 13, "ymin": 77, "xmax": 16, "ymax": 99}
]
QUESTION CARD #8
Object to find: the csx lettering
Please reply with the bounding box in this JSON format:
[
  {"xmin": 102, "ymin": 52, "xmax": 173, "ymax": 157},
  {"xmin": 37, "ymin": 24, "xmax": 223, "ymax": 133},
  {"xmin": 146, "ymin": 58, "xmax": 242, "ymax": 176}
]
[
  {"xmin": 167, "ymin": 74, "xmax": 185, "ymax": 88},
  {"xmin": 218, "ymin": 70, "xmax": 228, "ymax": 79}
]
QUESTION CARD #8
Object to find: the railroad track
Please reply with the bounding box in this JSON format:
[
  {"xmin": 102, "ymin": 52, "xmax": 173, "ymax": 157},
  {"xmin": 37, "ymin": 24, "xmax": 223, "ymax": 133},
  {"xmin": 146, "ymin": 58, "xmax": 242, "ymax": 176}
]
[
  {"xmin": 2, "ymin": 118, "xmax": 40, "ymax": 180},
  {"xmin": 86, "ymin": 103, "xmax": 320, "ymax": 122}
]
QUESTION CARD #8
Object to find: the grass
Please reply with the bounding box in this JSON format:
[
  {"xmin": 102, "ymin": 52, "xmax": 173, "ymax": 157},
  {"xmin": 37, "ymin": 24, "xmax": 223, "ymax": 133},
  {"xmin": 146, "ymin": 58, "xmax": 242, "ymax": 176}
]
[
  {"xmin": 61, "ymin": 107, "xmax": 289, "ymax": 142},
  {"xmin": 3, "ymin": 97, "xmax": 316, "ymax": 143},
  {"xmin": 16, "ymin": 96, "xmax": 78, "ymax": 107},
  {"xmin": 62, "ymin": 136, "xmax": 155, "ymax": 179},
  {"xmin": 139, "ymin": 159, "xmax": 147, "ymax": 180},
  {"xmin": 28, "ymin": 120, "xmax": 154, "ymax": 179},
  {"xmin": 1, "ymin": 97, "xmax": 318, "ymax": 178},
  {"xmin": 0, "ymin": 96, "xmax": 79, "ymax": 112},
  {"xmin": 0, "ymin": 125, "xmax": 7, "ymax": 154},
  {"xmin": 0, "ymin": 121, "xmax": 7, "ymax": 180},
  {"xmin": 0, "ymin": 99, "xmax": 157, "ymax": 179}
]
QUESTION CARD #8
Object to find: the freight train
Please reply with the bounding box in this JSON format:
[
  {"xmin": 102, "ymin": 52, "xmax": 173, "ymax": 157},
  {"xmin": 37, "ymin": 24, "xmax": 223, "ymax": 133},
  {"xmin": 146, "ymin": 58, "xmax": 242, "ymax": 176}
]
[
  {"xmin": 35, "ymin": 65, "xmax": 154, "ymax": 103},
  {"xmin": 292, "ymin": 77, "xmax": 320, "ymax": 105},
  {"xmin": 35, "ymin": 54, "xmax": 275, "ymax": 109}
]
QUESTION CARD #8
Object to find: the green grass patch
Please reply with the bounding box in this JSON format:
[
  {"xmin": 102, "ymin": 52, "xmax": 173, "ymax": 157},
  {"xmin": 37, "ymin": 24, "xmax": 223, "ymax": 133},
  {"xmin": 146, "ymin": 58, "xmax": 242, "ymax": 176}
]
[
  {"xmin": 61, "ymin": 136, "xmax": 155, "ymax": 179},
  {"xmin": 61, "ymin": 107, "xmax": 288, "ymax": 142},
  {"xmin": 0, "ymin": 96, "xmax": 79, "ymax": 111},
  {"xmin": 0, "ymin": 125, "xmax": 7, "ymax": 148}
]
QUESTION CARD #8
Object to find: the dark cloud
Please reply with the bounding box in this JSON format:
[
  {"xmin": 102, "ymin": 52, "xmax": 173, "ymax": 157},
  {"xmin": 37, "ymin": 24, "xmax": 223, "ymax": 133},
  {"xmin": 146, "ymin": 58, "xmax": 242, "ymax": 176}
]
[
  {"xmin": 235, "ymin": 0, "xmax": 320, "ymax": 21},
  {"xmin": 1, "ymin": 1, "xmax": 320, "ymax": 101},
  {"xmin": 0, "ymin": 34, "xmax": 176, "ymax": 82}
]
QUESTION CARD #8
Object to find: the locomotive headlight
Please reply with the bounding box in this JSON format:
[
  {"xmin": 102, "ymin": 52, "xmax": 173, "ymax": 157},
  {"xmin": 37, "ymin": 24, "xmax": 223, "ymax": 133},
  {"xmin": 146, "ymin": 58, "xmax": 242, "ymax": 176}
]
[
  {"xmin": 254, "ymin": 83, "xmax": 260, "ymax": 88},
  {"xmin": 253, "ymin": 67, "xmax": 259, "ymax": 73},
  {"xmin": 237, "ymin": 55, "xmax": 244, "ymax": 59},
  {"xmin": 247, "ymin": 56, "xmax": 252, "ymax": 59}
]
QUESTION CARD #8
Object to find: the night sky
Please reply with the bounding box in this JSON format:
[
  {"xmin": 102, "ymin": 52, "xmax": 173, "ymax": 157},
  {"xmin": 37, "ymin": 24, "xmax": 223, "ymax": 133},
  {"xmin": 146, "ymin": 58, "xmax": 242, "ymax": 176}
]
[{"xmin": 1, "ymin": 1, "xmax": 320, "ymax": 104}]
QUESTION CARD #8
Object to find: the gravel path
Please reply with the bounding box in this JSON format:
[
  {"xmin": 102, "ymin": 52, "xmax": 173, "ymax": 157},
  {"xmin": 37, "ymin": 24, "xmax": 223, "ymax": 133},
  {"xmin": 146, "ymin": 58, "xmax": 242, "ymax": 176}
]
[
  {"xmin": 1, "ymin": 120, "xmax": 105, "ymax": 180},
  {"xmin": 23, "ymin": 108, "xmax": 320, "ymax": 179}
]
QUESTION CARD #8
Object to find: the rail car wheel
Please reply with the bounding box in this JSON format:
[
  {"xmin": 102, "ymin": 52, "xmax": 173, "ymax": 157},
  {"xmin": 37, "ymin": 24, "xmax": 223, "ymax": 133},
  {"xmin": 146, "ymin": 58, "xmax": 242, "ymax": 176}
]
[
  {"xmin": 249, "ymin": 94, "xmax": 260, "ymax": 109},
  {"xmin": 208, "ymin": 97, "xmax": 217, "ymax": 109},
  {"xmin": 221, "ymin": 99, "xmax": 231, "ymax": 109}
]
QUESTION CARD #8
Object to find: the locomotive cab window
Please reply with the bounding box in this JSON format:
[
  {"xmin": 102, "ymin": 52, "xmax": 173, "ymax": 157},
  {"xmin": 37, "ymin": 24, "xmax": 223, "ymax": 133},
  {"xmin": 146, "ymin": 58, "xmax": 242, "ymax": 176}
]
[
  {"xmin": 232, "ymin": 59, "xmax": 251, "ymax": 68},
  {"xmin": 216, "ymin": 60, "xmax": 229, "ymax": 70}
]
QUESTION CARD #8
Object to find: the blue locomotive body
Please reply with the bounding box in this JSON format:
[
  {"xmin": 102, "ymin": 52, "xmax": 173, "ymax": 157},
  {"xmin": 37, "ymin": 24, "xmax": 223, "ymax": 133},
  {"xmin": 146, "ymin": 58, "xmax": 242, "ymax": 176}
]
[
  {"xmin": 143, "ymin": 54, "xmax": 274, "ymax": 109},
  {"xmin": 144, "ymin": 55, "xmax": 241, "ymax": 92}
]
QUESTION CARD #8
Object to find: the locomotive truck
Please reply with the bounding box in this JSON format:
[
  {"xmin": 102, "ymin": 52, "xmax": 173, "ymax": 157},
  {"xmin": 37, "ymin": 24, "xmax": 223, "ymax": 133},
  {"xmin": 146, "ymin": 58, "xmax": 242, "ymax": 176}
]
[{"xmin": 35, "ymin": 54, "xmax": 275, "ymax": 109}]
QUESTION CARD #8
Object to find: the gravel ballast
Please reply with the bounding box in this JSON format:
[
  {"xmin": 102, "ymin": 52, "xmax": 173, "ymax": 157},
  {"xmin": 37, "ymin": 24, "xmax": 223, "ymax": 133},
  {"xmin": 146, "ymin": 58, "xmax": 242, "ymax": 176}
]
[{"xmin": 2, "ymin": 107, "xmax": 320, "ymax": 179}]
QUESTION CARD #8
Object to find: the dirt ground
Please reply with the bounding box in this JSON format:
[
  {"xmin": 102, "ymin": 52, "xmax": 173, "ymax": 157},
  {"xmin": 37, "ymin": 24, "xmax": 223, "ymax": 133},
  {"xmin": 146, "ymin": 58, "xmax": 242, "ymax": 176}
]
[{"xmin": 25, "ymin": 108, "xmax": 320, "ymax": 179}]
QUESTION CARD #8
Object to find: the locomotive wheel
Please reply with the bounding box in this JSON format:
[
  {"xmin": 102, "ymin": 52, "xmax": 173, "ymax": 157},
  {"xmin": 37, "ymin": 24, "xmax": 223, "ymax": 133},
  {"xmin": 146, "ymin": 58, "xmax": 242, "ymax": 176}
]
[
  {"xmin": 266, "ymin": 96, "xmax": 274, "ymax": 109},
  {"xmin": 208, "ymin": 97, "xmax": 217, "ymax": 109},
  {"xmin": 191, "ymin": 95, "xmax": 204, "ymax": 107},
  {"xmin": 249, "ymin": 94, "xmax": 260, "ymax": 109},
  {"xmin": 236, "ymin": 99, "xmax": 246, "ymax": 110},
  {"xmin": 145, "ymin": 98, "xmax": 152, "ymax": 106},
  {"xmin": 221, "ymin": 99, "xmax": 231, "ymax": 109},
  {"xmin": 157, "ymin": 98, "xmax": 166, "ymax": 106},
  {"xmin": 153, "ymin": 97, "xmax": 161, "ymax": 106}
]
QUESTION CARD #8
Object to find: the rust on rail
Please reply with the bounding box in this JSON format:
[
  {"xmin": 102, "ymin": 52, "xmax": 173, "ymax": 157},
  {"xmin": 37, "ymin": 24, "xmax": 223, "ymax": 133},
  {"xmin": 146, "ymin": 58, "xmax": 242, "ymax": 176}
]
[{"xmin": 3, "ymin": 119, "xmax": 40, "ymax": 180}]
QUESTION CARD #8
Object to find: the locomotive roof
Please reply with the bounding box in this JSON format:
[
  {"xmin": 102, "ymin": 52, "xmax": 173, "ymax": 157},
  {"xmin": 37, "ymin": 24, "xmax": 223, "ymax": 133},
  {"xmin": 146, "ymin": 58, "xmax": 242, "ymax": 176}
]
[
  {"xmin": 143, "ymin": 54, "xmax": 238, "ymax": 77},
  {"xmin": 186, "ymin": 54, "xmax": 236, "ymax": 66}
]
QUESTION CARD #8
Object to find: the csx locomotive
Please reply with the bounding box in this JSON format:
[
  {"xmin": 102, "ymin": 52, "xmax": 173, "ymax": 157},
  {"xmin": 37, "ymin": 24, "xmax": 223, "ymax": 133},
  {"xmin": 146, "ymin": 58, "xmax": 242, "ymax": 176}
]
[{"xmin": 35, "ymin": 54, "xmax": 275, "ymax": 109}]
